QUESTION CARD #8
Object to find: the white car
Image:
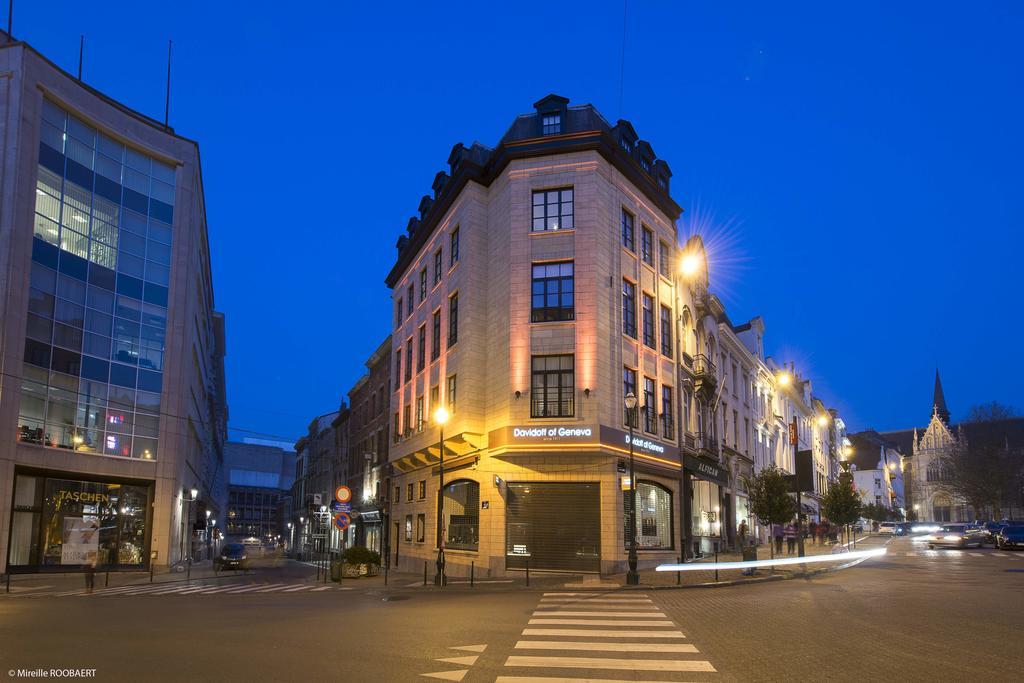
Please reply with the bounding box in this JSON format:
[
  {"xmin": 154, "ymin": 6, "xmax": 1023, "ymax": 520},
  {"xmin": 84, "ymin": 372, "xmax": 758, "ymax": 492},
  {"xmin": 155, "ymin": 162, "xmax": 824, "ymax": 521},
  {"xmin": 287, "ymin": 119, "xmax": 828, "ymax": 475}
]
[{"xmin": 878, "ymin": 522, "xmax": 897, "ymax": 535}]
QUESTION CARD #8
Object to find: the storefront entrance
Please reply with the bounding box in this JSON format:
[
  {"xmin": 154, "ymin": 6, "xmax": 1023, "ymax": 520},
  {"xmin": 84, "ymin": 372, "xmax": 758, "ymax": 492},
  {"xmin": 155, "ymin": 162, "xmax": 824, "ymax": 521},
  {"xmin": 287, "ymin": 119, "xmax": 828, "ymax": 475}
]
[
  {"xmin": 505, "ymin": 482, "xmax": 600, "ymax": 572},
  {"xmin": 7, "ymin": 470, "xmax": 153, "ymax": 572}
]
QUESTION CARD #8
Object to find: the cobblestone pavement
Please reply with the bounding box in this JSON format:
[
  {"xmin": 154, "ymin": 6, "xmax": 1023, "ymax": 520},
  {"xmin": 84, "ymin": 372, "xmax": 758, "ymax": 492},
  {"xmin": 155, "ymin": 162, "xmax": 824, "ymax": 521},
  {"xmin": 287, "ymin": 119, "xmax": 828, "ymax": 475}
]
[{"xmin": 650, "ymin": 535, "xmax": 1024, "ymax": 682}]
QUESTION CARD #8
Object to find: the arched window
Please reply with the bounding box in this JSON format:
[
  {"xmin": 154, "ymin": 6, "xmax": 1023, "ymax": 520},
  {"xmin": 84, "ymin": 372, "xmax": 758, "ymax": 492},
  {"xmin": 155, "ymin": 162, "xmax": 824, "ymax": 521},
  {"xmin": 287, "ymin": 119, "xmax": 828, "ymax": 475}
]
[
  {"xmin": 681, "ymin": 308, "xmax": 692, "ymax": 355},
  {"xmin": 624, "ymin": 481, "xmax": 673, "ymax": 550},
  {"xmin": 442, "ymin": 479, "xmax": 479, "ymax": 550}
]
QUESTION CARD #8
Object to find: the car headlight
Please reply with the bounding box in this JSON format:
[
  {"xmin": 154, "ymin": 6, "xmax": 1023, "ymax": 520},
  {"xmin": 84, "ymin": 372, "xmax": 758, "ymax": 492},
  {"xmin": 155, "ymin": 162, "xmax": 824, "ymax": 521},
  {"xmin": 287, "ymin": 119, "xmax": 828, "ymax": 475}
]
[{"xmin": 240, "ymin": 555, "xmax": 247, "ymax": 560}]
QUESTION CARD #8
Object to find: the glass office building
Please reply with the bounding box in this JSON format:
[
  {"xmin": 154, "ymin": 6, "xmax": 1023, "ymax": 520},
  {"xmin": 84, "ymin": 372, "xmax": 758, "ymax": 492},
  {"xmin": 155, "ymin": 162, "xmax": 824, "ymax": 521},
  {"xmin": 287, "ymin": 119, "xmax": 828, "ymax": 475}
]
[{"xmin": 19, "ymin": 101, "xmax": 173, "ymax": 459}]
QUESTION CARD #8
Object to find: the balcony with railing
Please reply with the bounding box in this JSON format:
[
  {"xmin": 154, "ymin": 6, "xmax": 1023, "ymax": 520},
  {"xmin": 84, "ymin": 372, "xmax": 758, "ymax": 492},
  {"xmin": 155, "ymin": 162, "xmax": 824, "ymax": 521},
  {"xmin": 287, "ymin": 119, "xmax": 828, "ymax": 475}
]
[
  {"xmin": 692, "ymin": 354, "xmax": 717, "ymax": 394},
  {"xmin": 698, "ymin": 431, "xmax": 719, "ymax": 457}
]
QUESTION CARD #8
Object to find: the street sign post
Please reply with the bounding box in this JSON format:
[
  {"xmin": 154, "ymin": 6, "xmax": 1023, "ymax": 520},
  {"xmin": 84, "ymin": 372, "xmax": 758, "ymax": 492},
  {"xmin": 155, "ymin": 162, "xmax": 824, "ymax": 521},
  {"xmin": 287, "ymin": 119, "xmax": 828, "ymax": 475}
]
[
  {"xmin": 329, "ymin": 500, "xmax": 352, "ymax": 513},
  {"xmin": 333, "ymin": 512, "xmax": 351, "ymax": 531},
  {"xmin": 335, "ymin": 485, "xmax": 352, "ymax": 504}
]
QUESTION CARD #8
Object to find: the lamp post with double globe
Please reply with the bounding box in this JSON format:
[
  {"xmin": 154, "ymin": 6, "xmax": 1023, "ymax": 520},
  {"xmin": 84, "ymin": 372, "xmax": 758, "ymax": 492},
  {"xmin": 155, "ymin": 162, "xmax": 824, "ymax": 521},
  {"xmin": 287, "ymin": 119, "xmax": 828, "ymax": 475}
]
[
  {"xmin": 624, "ymin": 392, "xmax": 640, "ymax": 585},
  {"xmin": 433, "ymin": 406, "xmax": 450, "ymax": 586}
]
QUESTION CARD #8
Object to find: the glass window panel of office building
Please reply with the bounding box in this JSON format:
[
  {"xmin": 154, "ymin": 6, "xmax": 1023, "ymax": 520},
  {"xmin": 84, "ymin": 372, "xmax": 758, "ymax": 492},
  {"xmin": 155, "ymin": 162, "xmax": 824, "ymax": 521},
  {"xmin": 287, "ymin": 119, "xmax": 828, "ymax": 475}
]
[{"xmin": 18, "ymin": 100, "xmax": 175, "ymax": 460}]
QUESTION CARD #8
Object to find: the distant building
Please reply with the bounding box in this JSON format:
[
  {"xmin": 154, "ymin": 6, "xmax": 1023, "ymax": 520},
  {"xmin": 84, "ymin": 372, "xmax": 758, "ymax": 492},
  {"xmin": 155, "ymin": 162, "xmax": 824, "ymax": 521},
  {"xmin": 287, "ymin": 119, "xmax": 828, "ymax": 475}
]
[
  {"xmin": 289, "ymin": 411, "xmax": 339, "ymax": 557},
  {"xmin": 0, "ymin": 31, "xmax": 227, "ymax": 574},
  {"xmin": 344, "ymin": 336, "xmax": 391, "ymax": 555},
  {"xmin": 847, "ymin": 431, "xmax": 905, "ymax": 516},
  {"xmin": 223, "ymin": 440, "xmax": 296, "ymax": 546},
  {"xmin": 881, "ymin": 371, "xmax": 1024, "ymax": 522}
]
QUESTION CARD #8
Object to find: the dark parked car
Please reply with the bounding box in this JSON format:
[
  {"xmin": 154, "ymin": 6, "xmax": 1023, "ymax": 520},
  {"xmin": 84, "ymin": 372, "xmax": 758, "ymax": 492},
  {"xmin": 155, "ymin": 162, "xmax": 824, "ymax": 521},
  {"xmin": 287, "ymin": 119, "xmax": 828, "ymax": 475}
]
[
  {"xmin": 980, "ymin": 521, "xmax": 1007, "ymax": 546},
  {"xmin": 215, "ymin": 543, "xmax": 249, "ymax": 571},
  {"xmin": 995, "ymin": 526, "xmax": 1024, "ymax": 550}
]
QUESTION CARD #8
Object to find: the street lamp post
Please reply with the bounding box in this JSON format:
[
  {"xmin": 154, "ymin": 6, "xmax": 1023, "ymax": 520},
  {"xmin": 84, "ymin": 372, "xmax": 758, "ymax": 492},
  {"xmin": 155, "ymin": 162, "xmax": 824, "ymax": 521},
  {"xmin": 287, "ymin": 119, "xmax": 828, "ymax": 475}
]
[
  {"xmin": 625, "ymin": 392, "xmax": 640, "ymax": 586},
  {"xmin": 433, "ymin": 406, "xmax": 450, "ymax": 586},
  {"xmin": 185, "ymin": 487, "xmax": 198, "ymax": 580}
]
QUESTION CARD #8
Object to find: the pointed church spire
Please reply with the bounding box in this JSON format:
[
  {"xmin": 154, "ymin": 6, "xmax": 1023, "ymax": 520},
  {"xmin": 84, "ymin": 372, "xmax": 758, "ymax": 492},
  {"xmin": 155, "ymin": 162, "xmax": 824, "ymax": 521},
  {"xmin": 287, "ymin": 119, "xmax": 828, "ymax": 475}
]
[{"xmin": 933, "ymin": 369, "xmax": 950, "ymax": 424}]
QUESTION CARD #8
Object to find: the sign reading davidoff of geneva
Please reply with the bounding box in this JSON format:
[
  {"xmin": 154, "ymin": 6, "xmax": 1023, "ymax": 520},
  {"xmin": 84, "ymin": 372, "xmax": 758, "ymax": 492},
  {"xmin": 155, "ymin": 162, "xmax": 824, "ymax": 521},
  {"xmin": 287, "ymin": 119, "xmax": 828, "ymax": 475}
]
[{"xmin": 487, "ymin": 425, "xmax": 680, "ymax": 463}]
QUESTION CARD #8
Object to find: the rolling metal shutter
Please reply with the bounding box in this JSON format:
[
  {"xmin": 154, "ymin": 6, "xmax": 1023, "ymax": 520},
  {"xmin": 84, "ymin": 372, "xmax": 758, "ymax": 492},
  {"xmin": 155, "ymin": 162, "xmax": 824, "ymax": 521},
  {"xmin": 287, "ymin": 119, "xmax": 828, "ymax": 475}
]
[{"xmin": 505, "ymin": 482, "xmax": 600, "ymax": 572}]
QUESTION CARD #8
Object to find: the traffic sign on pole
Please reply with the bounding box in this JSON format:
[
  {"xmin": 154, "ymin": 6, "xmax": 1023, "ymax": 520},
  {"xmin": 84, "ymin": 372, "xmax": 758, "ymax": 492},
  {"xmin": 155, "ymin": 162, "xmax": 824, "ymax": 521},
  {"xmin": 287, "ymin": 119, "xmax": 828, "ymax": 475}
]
[
  {"xmin": 330, "ymin": 500, "xmax": 352, "ymax": 513},
  {"xmin": 333, "ymin": 512, "xmax": 351, "ymax": 531},
  {"xmin": 335, "ymin": 485, "xmax": 352, "ymax": 504}
]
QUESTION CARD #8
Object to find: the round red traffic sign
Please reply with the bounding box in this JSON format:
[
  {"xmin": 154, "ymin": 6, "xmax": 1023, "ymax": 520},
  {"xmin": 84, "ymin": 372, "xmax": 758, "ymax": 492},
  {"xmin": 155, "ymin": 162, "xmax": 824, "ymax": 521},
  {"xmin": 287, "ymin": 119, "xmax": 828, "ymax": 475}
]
[
  {"xmin": 335, "ymin": 485, "xmax": 352, "ymax": 503},
  {"xmin": 333, "ymin": 512, "xmax": 351, "ymax": 531}
]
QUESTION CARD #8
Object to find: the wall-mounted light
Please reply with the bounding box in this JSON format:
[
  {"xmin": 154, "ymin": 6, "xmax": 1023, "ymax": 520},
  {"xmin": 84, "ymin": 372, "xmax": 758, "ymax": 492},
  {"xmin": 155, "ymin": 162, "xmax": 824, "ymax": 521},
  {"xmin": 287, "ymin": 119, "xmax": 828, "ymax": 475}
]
[
  {"xmin": 515, "ymin": 390, "xmax": 521, "ymax": 400},
  {"xmin": 584, "ymin": 388, "xmax": 591, "ymax": 398},
  {"xmin": 494, "ymin": 475, "xmax": 504, "ymax": 489}
]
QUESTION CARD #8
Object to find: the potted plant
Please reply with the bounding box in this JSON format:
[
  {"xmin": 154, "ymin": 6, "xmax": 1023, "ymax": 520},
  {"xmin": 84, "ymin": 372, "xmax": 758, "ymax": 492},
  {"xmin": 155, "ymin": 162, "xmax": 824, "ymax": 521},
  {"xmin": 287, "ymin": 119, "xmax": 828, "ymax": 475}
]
[{"xmin": 338, "ymin": 546, "xmax": 381, "ymax": 578}]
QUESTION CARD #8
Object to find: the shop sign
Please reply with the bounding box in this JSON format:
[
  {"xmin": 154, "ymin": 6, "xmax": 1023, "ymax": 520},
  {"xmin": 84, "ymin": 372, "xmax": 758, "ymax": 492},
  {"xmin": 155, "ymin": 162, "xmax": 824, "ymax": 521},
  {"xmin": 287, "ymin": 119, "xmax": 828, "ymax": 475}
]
[
  {"xmin": 599, "ymin": 426, "xmax": 680, "ymax": 461},
  {"xmin": 60, "ymin": 517, "xmax": 99, "ymax": 564},
  {"xmin": 489, "ymin": 425, "xmax": 597, "ymax": 448},
  {"xmin": 684, "ymin": 454, "xmax": 728, "ymax": 485}
]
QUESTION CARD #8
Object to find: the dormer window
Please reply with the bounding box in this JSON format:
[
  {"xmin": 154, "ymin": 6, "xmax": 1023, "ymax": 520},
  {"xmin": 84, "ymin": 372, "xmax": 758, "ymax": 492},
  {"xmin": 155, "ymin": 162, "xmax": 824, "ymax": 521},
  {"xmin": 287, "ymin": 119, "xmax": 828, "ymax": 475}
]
[
  {"xmin": 542, "ymin": 114, "xmax": 561, "ymax": 135},
  {"xmin": 620, "ymin": 137, "xmax": 633, "ymax": 153},
  {"xmin": 640, "ymin": 158, "xmax": 651, "ymax": 172}
]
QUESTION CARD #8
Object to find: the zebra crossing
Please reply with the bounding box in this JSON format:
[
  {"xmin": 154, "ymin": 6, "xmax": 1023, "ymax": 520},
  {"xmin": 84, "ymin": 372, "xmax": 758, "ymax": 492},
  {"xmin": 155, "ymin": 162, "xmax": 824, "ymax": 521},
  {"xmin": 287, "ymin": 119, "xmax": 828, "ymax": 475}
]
[
  {"xmin": 905, "ymin": 550, "xmax": 1020, "ymax": 558},
  {"xmin": 8, "ymin": 580, "xmax": 348, "ymax": 598},
  {"xmin": 497, "ymin": 591, "xmax": 717, "ymax": 681}
]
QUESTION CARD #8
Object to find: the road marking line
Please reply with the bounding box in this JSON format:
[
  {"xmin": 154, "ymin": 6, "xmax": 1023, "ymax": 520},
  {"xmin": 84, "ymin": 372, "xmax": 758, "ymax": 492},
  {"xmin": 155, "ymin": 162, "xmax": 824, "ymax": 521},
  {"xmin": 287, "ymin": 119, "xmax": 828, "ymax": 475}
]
[
  {"xmin": 146, "ymin": 586, "xmax": 198, "ymax": 595},
  {"xmin": 540, "ymin": 598, "xmax": 651, "ymax": 602},
  {"xmin": 447, "ymin": 580, "xmax": 514, "ymax": 584},
  {"xmin": 543, "ymin": 592, "xmax": 647, "ymax": 597},
  {"xmin": 515, "ymin": 641, "xmax": 697, "ymax": 653},
  {"xmin": 522, "ymin": 629, "xmax": 685, "ymax": 639},
  {"xmin": 496, "ymin": 678, "xmax": 691, "ymax": 683},
  {"xmin": 504, "ymin": 656, "xmax": 715, "ymax": 672},
  {"xmin": 310, "ymin": 586, "xmax": 332, "ymax": 592},
  {"xmin": 421, "ymin": 670, "xmax": 467, "ymax": 681},
  {"xmin": 435, "ymin": 655, "xmax": 479, "ymax": 666},
  {"xmin": 190, "ymin": 584, "xmax": 250, "ymax": 594},
  {"xmin": 969, "ymin": 552, "xmax": 985, "ymax": 557},
  {"xmin": 223, "ymin": 583, "xmax": 287, "ymax": 593},
  {"xmin": 532, "ymin": 611, "xmax": 666, "ymax": 618},
  {"xmin": 904, "ymin": 552, "xmax": 917, "ymax": 556},
  {"xmin": 282, "ymin": 585, "xmax": 314, "ymax": 592},
  {"xmin": 450, "ymin": 644, "xmax": 488, "ymax": 653},
  {"xmin": 528, "ymin": 619, "xmax": 673, "ymax": 626},
  {"xmin": 992, "ymin": 552, "xmax": 1010, "ymax": 558}
]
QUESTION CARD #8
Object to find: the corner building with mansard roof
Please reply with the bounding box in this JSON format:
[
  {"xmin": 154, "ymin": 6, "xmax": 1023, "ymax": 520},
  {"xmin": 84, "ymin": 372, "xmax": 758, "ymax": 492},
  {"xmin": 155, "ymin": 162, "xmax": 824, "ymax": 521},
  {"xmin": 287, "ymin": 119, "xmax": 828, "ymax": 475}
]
[{"xmin": 384, "ymin": 94, "xmax": 716, "ymax": 577}]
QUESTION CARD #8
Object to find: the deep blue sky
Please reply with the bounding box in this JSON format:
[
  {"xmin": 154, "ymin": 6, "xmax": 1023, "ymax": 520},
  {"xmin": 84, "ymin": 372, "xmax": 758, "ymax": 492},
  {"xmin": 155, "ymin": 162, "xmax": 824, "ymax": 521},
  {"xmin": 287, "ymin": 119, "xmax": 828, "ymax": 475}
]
[{"xmin": 17, "ymin": 1, "xmax": 1022, "ymax": 441}]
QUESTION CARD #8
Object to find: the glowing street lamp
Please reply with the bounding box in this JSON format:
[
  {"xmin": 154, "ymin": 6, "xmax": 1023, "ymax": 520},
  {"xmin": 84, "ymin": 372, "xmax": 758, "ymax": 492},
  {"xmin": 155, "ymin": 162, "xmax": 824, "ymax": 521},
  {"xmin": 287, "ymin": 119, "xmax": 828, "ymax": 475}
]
[
  {"xmin": 777, "ymin": 371, "xmax": 792, "ymax": 387},
  {"xmin": 816, "ymin": 415, "xmax": 828, "ymax": 428},
  {"xmin": 434, "ymin": 405, "xmax": 450, "ymax": 586},
  {"xmin": 679, "ymin": 253, "xmax": 701, "ymax": 279}
]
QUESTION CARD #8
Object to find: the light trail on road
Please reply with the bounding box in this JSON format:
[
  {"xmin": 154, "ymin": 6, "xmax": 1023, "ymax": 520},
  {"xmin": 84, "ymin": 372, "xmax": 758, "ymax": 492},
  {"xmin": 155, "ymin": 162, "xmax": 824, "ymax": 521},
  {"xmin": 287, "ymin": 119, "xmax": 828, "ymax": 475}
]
[{"xmin": 655, "ymin": 547, "xmax": 887, "ymax": 572}]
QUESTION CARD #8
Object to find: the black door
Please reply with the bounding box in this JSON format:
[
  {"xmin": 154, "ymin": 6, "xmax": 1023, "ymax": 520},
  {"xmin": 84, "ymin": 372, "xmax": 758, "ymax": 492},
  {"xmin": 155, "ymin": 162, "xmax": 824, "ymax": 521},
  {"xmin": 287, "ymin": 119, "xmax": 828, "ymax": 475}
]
[{"xmin": 506, "ymin": 482, "xmax": 600, "ymax": 572}]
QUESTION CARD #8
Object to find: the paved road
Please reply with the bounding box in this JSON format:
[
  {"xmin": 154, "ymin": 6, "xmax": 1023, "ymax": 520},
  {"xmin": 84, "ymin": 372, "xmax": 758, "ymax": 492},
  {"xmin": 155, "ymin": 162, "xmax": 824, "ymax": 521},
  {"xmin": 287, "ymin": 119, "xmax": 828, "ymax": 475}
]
[{"xmin": 1, "ymin": 535, "xmax": 1021, "ymax": 682}]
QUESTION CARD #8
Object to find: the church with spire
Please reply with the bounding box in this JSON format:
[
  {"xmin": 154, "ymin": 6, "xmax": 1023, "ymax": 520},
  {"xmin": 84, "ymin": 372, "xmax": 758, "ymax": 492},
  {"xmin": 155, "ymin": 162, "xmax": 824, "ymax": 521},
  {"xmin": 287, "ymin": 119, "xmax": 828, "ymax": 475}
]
[{"xmin": 879, "ymin": 371, "xmax": 1024, "ymax": 522}]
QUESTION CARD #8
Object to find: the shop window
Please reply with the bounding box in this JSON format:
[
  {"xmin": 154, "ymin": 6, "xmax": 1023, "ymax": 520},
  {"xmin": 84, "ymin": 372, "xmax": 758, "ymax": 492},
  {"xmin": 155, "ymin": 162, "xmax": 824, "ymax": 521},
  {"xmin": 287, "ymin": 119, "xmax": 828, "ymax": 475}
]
[
  {"xmin": 623, "ymin": 481, "xmax": 673, "ymax": 550},
  {"xmin": 442, "ymin": 479, "xmax": 479, "ymax": 550}
]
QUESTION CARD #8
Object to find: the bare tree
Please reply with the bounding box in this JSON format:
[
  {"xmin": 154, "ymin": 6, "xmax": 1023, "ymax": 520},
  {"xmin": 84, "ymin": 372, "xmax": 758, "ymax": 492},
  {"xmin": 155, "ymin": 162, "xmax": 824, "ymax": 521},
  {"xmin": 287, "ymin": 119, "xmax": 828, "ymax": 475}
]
[
  {"xmin": 966, "ymin": 401, "xmax": 1017, "ymax": 423},
  {"xmin": 939, "ymin": 439, "xmax": 1020, "ymax": 520}
]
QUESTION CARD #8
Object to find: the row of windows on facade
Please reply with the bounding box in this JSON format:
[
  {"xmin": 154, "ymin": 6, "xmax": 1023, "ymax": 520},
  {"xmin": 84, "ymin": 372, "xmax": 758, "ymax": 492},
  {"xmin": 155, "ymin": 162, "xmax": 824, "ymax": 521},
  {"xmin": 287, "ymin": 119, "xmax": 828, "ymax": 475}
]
[
  {"xmin": 395, "ymin": 294, "xmax": 458, "ymax": 387},
  {"xmin": 396, "ymin": 477, "xmax": 676, "ymax": 552},
  {"xmin": 394, "ymin": 375, "xmax": 457, "ymax": 442},
  {"xmin": 621, "ymin": 278, "xmax": 675, "ymax": 356},
  {"xmin": 396, "ymin": 227, "xmax": 459, "ymax": 327}
]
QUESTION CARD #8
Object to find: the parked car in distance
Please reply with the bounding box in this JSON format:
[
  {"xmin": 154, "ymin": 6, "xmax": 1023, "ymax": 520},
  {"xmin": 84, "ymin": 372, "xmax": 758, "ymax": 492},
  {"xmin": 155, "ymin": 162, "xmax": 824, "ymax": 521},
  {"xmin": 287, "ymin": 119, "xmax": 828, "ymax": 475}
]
[
  {"xmin": 878, "ymin": 522, "xmax": 897, "ymax": 535},
  {"xmin": 995, "ymin": 526, "xmax": 1024, "ymax": 550},
  {"xmin": 215, "ymin": 543, "xmax": 249, "ymax": 571},
  {"xmin": 927, "ymin": 524, "xmax": 986, "ymax": 549},
  {"xmin": 979, "ymin": 521, "xmax": 1006, "ymax": 546}
]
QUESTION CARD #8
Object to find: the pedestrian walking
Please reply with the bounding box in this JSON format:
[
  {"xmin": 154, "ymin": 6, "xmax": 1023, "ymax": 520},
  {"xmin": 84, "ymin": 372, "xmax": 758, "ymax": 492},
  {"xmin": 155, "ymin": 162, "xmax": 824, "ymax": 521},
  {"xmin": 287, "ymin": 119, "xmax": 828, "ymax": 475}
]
[
  {"xmin": 773, "ymin": 523, "xmax": 784, "ymax": 555},
  {"xmin": 738, "ymin": 520, "xmax": 749, "ymax": 548},
  {"xmin": 808, "ymin": 520, "xmax": 818, "ymax": 545},
  {"xmin": 784, "ymin": 522, "xmax": 797, "ymax": 554},
  {"xmin": 84, "ymin": 556, "xmax": 96, "ymax": 594}
]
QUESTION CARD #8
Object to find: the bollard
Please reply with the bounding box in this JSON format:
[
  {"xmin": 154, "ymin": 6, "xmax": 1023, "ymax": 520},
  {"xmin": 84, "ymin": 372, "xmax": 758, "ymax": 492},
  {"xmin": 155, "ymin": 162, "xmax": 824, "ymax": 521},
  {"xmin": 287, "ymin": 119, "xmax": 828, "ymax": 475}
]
[
  {"xmin": 6, "ymin": 572, "xmax": 10, "ymax": 593},
  {"xmin": 677, "ymin": 556, "xmax": 681, "ymax": 585},
  {"xmin": 105, "ymin": 571, "xmax": 110, "ymax": 587},
  {"xmin": 423, "ymin": 560, "xmax": 427, "ymax": 586},
  {"xmin": 714, "ymin": 549, "xmax": 719, "ymax": 583},
  {"xmin": 384, "ymin": 561, "xmax": 389, "ymax": 587},
  {"xmin": 526, "ymin": 559, "xmax": 530, "ymax": 587},
  {"xmin": 150, "ymin": 560, "xmax": 155, "ymax": 583},
  {"xmin": 470, "ymin": 561, "xmax": 474, "ymax": 587}
]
